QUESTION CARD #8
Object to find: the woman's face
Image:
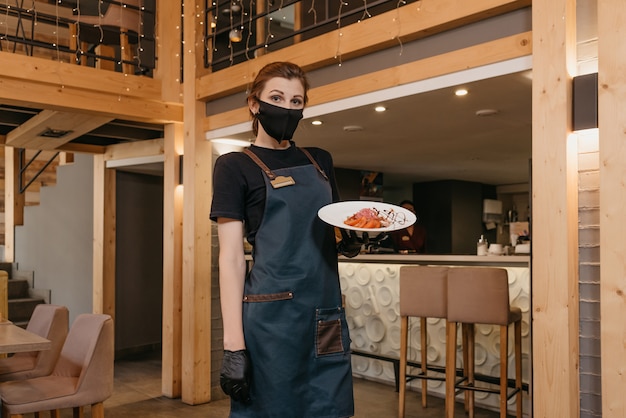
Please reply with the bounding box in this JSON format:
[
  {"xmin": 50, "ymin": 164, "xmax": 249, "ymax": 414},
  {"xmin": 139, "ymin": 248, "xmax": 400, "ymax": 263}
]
[{"xmin": 250, "ymin": 77, "xmax": 305, "ymax": 113}]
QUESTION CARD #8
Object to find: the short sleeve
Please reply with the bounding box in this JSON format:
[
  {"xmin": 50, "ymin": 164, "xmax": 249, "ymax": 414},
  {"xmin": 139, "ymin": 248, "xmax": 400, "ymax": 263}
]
[{"xmin": 210, "ymin": 153, "xmax": 247, "ymax": 222}]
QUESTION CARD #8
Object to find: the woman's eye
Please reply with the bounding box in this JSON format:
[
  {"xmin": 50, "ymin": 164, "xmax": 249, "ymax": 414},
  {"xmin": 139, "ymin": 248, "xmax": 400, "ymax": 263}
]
[
  {"xmin": 269, "ymin": 95, "xmax": 282, "ymax": 103},
  {"xmin": 291, "ymin": 98, "xmax": 303, "ymax": 106}
]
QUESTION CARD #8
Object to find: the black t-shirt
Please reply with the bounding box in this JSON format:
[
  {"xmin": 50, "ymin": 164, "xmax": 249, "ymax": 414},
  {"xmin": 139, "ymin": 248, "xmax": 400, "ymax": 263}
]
[{"xmin": 210, "ymin": 142, "xmax": 340, "ymax": 246}]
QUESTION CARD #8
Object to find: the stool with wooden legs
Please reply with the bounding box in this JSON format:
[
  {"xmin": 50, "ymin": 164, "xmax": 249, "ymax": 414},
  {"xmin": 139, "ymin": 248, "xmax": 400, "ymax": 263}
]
[
  {"xmin": 398, "ymin": 266, "xmax": 448, "ymax": 418},
  {"xmin": 445, "ymin": 267, "xmax": 522, "ymax": 418}
]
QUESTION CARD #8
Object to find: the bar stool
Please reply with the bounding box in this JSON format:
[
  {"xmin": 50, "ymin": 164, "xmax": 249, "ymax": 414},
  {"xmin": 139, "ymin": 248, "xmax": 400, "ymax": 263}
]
[
  {"xmin": 398, "ymin": 266, "xmax": 448, "ymax": 418},
  {"xmin": 445, "ymin": 267, "xmax": 522, "ymax": 418}
]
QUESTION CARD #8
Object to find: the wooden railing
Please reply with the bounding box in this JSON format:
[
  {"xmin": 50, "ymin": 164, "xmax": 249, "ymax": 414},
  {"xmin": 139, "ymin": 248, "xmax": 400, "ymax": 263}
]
[
  {"xmin": 0, "ymin": 0, "xmax": 156, "ymax": 76},
  {"xmin": 0, "ymin": 148, "xmax": 65, "ymax": 246}
]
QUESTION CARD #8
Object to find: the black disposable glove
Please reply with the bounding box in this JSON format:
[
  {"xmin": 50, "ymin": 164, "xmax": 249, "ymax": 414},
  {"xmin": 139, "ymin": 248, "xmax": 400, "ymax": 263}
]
[
  {"xmin": 337, "ymin": 229, "xmax": 368, "ymax": 258},
  {"xmin": 220, "ymin": 349, "xmax": 251, "ymax": 404}
]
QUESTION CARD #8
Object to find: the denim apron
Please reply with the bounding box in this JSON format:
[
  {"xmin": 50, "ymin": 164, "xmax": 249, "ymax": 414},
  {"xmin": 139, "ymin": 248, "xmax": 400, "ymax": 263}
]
[{"xmin": 231, "ymin": 149, "xmax": 354, "ymax": 418}]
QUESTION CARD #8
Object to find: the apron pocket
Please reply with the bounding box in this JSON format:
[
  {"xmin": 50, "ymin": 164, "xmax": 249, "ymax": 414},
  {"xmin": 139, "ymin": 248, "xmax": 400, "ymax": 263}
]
[
  {"xmin": 243, "ymin": 291, "xmax": 293, "ymax": 302},
  {"xmin": 315, "ymin": 307, "xmax": 346, "ymax": 357}
]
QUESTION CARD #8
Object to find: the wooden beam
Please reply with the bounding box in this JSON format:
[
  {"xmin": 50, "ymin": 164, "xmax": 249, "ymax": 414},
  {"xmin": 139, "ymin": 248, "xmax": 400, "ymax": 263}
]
[
  {"xmin": 154, "ymin": 0, "xmax": 185, "ymax": 400},
  {"xmin": 0, "ymin": 52, "xmax": 183, "ymax": 124},
  {"xmin": 2, "ymin": 147, "xmax": 24, "ymax": 262},
  {"xmin": 531, "ymin": 1, "xmax": 579, "ymax": 417},
  {"xmin": 103, "ymin": 138, "xmax": 165, "ymax": 161},
  {"xmin": 154, "ymin": 0, "xmax": 184, "ymax": 103},
  {"xmin": 92, "ymin": 154, "xmax": 116, "ymax": 318},
  {"xmin": 55, "ymin": 142, "xmax": 107, "ymax": 154},
  {"xmin": 0, "ymin": 51, "xmax": 161, "ymax": 100},
  {"xmin": 181, "ymin": 0, "xmax": 213, "ymax": 405},
  {"xmin": 203, "ymin": 32, "xmax": 532, "ymax": 132},
  {"xmin": 196, "ymin": 0, "xmax": 531, "ymax": 101},
  {"xmin": 5, "ymin": 110, "xmax": 112, "ymax": 150},
  {"xmin": 161, "ymin": 123, "xmax": 184, "ymax": 398},
  {"xmin": 598, "ymin": 1, "xmax": 626, "ymax": 416}
]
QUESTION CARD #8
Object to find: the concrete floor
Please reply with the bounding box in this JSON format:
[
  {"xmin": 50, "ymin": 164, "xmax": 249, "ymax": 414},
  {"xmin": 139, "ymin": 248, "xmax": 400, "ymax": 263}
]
[{"xmin": 42, "ymin": 351, "xmax": 503, "ymax": 418}]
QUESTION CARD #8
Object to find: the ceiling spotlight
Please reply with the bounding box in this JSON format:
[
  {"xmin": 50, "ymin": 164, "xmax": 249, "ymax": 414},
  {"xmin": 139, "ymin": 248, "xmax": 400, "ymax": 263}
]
[
  {"xmin": 229, "ymin": 28, "xmax": 242, "ymax": 42},
  {"xmin": 374, "ymin": 106, "xmax": 386, "ymax": 112},
  {"xmin": 39, "ymin": 128, "xmax": 73, "ymax": 138},
  {"xmin": 455, "ymin": 88, "xmax": 468, "ymax": 96},
  {"xmin": 311, "ymin": 120, "xmax": 323, "ymax": 126}
]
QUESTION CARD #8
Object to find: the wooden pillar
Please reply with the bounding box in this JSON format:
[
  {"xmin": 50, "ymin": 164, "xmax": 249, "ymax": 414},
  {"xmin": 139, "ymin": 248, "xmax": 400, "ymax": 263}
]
[
  {"xmin": 120, "ymin": 31, "xmax": 134, "ymax": 75},
  {"xmin": 181, "ymin": 0, "xmax": 213, "ymax": 405},
  {"xmin": 156, "ymin": 0, "xmax": 184, "ymax": 398},
  {"xmin": 161, "ymin": 123, "xmax": 184, "ymax": 398},
  {"xmin": 531, "ymin": 0, "xmax": 580, "ymax": 417},
  {"xmin": 93, "ymin": 154, "xmax": 116, "ymax": 318},
  {"xmin": 2, "ymin": 147, "xmax": 24, "ymax": 263},
  {"xmin": 598, "ymin": 1, "xmax": 626, "ymax": 416}
]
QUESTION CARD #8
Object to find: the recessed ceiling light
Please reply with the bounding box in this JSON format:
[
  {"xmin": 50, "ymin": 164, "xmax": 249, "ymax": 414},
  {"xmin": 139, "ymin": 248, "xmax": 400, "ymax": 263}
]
[
  {"xmin": 311, "ymin": 120, "xmax": 323, "ymax": 126},
  {"xmin": 455, "ymin": 88, "xmax": 468, "ymax": 96},
  {"xmin": 374, "ymin": 106, "xmax": 386, "ymax": 112}
]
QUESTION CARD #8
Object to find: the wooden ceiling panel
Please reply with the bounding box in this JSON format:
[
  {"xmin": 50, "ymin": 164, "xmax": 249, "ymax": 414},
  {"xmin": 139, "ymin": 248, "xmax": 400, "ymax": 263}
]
[{"xmin": 5, "ymin": 110, "xmax": 112, "ymax": 150}]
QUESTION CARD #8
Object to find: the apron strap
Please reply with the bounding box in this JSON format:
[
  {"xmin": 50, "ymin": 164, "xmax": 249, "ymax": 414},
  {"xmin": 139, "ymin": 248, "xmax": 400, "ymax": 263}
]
[
  {"xmin": 300, "ymin": 148, "xmax": 329, "ymax": 181},
  {"xmin": 243, "ymin": 147, "xmax": 329, "ymax": 181},
  {"xmin": 243, "ymin": 148, "xmax": 276, "ymax": 180}
]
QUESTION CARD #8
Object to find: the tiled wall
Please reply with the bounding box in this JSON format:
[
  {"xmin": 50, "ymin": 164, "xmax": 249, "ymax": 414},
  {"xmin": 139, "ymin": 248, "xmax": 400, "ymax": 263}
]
[{"xmin": 577, "ymin": 132, "xmax": 601, "ymax": 418}]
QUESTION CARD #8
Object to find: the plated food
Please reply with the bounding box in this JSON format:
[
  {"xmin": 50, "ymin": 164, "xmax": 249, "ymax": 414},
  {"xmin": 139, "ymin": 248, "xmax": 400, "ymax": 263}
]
[
  {"xmin": 318, "ymin": 201, "xmax": 416, "ymax": 232},
  {"xmin": 343, "ymin": 207, "xmax": 391, "ymax": 229}
]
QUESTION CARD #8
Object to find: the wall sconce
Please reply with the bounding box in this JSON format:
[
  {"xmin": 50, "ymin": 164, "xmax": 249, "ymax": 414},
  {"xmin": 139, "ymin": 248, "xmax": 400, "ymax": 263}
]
[
  {"xmin": 573, "ymin": 72, "xmax": 598, "ymax": 131},
  {"xmin": 178, "ymin": 154, "xmax": 184, "ymax": 185}
]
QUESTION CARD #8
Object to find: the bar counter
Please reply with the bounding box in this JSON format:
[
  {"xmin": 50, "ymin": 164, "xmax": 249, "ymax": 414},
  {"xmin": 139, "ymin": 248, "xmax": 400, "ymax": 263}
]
[{"xmin": 339, "ymin": 254, "xmax": 531, "ymax": 414}]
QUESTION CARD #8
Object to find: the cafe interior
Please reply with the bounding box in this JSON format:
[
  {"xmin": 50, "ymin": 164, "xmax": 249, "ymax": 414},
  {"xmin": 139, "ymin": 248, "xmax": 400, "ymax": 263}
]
[{"xmin": 0, "ymin": 0, "xmax": 622, "ymax": 417}]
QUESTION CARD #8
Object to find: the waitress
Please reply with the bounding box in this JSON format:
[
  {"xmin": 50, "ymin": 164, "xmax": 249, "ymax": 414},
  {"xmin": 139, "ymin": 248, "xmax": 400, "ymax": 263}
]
[
  {"xmin": 210, "ymin": 62, "xmax": 356, "ymax": 417},
  {"xmin": 389, "ymin": 200, "xmax": 427, "ymax": 253}
]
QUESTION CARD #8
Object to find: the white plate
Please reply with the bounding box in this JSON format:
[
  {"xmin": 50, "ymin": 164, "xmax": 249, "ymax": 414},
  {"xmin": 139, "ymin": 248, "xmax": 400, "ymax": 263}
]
[
  {"xmin": 318, "ymin": 201, "xmax": 416, "ymax": 232},
  {"xmin": 377, "ymin": 286, "xmax": 393, "ymax": 307},
  {"xmin": 365, "ymin": 317, "xmax": 386, "ymax": 342}
]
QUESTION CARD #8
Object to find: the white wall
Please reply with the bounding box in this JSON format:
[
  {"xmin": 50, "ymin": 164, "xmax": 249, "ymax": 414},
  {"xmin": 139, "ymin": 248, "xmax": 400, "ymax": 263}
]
[{"xmin": 15, "ymin": 153, "xmax": 94, "ymax": 324}]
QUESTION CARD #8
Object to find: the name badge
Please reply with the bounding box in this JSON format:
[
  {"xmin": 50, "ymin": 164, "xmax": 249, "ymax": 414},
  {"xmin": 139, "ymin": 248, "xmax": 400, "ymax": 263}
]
[{"xmin": 271, "ymin": 175, "xmax": 296, "ymax": 188}]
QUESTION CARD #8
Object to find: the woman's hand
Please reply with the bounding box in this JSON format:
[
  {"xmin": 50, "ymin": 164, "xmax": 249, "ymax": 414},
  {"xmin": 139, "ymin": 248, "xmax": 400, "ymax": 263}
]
[
  {"xmin": 337, "ymin": 228, "xmax": 367, "ymax": 258},
  {"xmin": 220, "ymin": 349, "xmax": 252, "ymax": 404}
]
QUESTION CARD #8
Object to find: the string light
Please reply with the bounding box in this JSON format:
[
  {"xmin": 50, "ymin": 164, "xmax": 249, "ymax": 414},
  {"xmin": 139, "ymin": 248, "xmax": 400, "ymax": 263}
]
[
  {"xmin": 2, "ymin": 0, "xmax": 8, "ymax": 51},
  {"xmin": 54, "ymin": 0, "xmax": 59, "ymax": 60},
  {"xmin": 73, "ymin": 1, "xmax": 82, "ymax": 64},
  {"xmin": 264, "ymin": 0, "xmax": 273, "ymax": 50},
  {"xmin": 335, "ymin": 0, "xmax": 348, "ymax": 66},
  {"xmin": 245, "ymin": 0, "xmax": 253, "ymax": 59},
  {"xmin": 307, "ymin": 0, "xmax": 317, "ymax": 25},
  {"xmin": 394, "ymin": 0, "xmax": 406, "ymax": 55},
  {"xmin": 358, "ymin": 0, "xmax": 371, "ymax": 22},
  {"xmin": 136, "ymin": 2, "xmax": 145, "ymax": 74}
]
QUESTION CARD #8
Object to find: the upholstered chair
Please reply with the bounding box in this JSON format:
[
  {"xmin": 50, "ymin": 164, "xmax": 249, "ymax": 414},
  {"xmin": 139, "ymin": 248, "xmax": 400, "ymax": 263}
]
[
  {"xmin": 0, "ymin": 314, "xmax": 114, "ymax": 418},
  {"xmin": 0, "ymin": 304, "xmax": 69, "ymax": 381}
]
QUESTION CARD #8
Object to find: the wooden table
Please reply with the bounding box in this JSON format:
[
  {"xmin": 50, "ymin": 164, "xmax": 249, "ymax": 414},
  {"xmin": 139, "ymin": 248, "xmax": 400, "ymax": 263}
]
[{"xmin": 0, "ymin": 321, "xmax": 51, "ymax": 354}]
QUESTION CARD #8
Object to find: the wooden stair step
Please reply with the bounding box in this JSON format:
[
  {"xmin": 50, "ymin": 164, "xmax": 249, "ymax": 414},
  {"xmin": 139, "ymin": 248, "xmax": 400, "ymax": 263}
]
[
  {"xmin": 8, "ymin": 279, "xmax": 31, "ymax": 299},
  {"xmin": 8, "ymin": 297, "xmax": 45, "ymax": 323}
]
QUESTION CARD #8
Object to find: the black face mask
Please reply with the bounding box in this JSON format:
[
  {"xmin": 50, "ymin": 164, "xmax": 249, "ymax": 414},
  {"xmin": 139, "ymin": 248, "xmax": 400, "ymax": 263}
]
[{"xmin": 256, "ymin": 100, "xmax": 303, "ymax": 143}]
